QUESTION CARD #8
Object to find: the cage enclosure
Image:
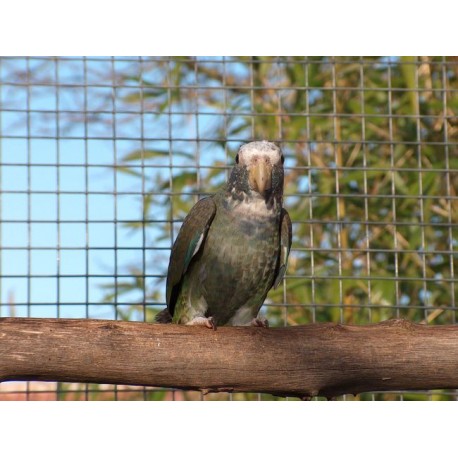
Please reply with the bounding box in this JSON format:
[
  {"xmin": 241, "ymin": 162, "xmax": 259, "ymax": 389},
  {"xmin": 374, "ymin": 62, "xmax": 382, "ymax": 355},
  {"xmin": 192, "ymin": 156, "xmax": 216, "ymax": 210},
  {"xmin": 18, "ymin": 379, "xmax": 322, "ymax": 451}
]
[{"xmin": 0, "ymin": 56, "xmax": 456, "ymax": 400}]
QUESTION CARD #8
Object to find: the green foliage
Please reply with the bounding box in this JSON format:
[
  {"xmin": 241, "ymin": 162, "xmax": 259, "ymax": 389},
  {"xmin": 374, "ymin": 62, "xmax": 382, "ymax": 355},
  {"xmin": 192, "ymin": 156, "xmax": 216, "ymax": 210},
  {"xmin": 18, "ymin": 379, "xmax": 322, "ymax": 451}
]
[
  {"xmin": 101, "ymin": 57, "xmax": 457, "ymax": 400},
  {"xmin": 110, "ymin": 57, "xmax": 457, "ymax": 320}
]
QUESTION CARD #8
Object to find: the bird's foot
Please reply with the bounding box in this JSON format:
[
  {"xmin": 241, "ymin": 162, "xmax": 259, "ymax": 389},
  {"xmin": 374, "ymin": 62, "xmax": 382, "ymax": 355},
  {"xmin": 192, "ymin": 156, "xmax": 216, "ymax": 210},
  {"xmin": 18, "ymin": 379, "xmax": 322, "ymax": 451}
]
[
  {"xmin": 186, "ymin": 316, "xmax": 217, "ymax": 331},
  {"xmin": 250, "ymin": 317, "xmax": 269, "ymax": 328}
]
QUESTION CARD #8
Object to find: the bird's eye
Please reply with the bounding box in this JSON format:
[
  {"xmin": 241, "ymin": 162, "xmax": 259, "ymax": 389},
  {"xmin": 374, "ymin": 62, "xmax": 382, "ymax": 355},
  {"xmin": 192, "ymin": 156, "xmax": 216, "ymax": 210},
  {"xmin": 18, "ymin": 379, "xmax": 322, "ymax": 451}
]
[
  {"xmin": 235, "ymin": 154, "xmax": 239, "ymax": 164},
  {"xmin": 281, "ymin": 154, "xmax": 285, "ymax": 164}
]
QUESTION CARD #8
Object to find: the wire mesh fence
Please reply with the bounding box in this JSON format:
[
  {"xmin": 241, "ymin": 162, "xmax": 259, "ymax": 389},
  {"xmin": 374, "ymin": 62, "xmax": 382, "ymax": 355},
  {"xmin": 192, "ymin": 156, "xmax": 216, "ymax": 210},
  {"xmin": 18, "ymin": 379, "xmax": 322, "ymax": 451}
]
[{"xmin": 0, "ymin": 56, "xmax": 457, "ymax": 400}]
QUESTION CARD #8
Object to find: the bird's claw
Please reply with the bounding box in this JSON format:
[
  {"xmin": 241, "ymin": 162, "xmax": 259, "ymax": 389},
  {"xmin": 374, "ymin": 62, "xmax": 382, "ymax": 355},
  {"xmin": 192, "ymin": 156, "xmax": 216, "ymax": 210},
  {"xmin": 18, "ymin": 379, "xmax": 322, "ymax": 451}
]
[
  {"xmin": 206, "ymin": 316, "xmax": 217, "ymax": 331},
  {"xmin": 250, "ymin": 318, "xmax": 269, "ymax": 328},
  {"xmin": 187, "ymin": 316, "xmax": 217, "ymax": 331}
]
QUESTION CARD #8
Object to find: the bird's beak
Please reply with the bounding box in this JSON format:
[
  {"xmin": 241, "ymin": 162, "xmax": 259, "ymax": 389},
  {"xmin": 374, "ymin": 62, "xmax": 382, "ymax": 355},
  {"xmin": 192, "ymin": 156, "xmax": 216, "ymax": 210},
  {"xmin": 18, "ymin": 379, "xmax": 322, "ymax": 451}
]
[{"xmin": 249, "ymin": 160, "xmax": 272, "ymax": 194}]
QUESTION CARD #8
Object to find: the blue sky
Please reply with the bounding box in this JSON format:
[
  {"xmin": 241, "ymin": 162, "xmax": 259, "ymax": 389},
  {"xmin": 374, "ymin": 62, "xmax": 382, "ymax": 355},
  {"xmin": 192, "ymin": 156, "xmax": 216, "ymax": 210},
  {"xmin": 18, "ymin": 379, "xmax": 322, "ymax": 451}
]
[
  {"xmin": 0, "ymin": 57, "xmax": 247, "ymax": 321},
  {"xmin": 0, "ymin": 136, "xmax": 146, "ymax": 319},
  {"xmin": 0, "ymin": 57, "xmax": 195, "ymax": 320}
]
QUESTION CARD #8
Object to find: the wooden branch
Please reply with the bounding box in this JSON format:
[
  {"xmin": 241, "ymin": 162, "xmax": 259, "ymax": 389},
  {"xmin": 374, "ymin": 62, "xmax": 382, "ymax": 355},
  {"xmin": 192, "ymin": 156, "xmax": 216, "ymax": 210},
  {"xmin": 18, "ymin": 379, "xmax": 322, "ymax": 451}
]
[{"xmin": 1, "ymin": 317, "xmax": 458, "ymax": 398}]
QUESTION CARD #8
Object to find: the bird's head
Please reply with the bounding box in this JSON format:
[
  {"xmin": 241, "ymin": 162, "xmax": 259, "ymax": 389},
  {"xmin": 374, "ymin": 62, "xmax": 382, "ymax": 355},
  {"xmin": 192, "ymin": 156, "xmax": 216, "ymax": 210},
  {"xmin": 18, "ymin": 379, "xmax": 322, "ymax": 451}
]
[{"xmin": 227, "ymin": 141, "xmax": 285, "ymax": 206}]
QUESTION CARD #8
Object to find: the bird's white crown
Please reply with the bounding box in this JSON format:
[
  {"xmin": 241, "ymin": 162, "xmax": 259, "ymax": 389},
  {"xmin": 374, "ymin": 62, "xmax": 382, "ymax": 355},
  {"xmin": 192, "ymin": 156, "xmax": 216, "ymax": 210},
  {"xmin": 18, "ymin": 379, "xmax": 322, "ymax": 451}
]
[{"xmin": 238, "ymin": 141, "xmax": 282, "ymax": 165}]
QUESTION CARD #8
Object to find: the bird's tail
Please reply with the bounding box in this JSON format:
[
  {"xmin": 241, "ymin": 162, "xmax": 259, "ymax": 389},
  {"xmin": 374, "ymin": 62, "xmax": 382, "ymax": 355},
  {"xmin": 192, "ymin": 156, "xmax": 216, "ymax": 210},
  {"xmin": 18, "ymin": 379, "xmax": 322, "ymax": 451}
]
[{"xmin": 155, "ymin": 308, "xmax": 173, "ymax": 323}]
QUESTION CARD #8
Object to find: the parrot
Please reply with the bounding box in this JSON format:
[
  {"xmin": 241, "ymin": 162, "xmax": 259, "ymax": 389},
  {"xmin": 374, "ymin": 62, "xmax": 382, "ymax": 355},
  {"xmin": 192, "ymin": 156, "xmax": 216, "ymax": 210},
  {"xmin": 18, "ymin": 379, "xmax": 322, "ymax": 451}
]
[{"xmin": 155, "ymin": 141, "xmax": 292, "ymax": 329}]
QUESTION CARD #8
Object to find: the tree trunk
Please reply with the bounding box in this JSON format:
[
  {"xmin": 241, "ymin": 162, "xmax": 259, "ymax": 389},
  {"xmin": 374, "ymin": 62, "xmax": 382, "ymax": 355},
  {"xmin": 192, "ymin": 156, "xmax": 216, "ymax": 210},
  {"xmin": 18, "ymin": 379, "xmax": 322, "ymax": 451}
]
[{"xmin": 1, "ymin": 317, "xmax": 458, "ymax": 399}]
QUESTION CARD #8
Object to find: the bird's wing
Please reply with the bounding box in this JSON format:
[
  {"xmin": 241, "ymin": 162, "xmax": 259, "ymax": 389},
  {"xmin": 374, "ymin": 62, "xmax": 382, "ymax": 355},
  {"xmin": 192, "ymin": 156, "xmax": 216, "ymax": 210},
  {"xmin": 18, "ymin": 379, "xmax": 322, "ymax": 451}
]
[
  {"xmin": 273, "ymin": 208, "xmax": 292, "ymax": 289},
  {"xmin": 166, "ymin": 196, "xmax": 217, "ymax": 315}
]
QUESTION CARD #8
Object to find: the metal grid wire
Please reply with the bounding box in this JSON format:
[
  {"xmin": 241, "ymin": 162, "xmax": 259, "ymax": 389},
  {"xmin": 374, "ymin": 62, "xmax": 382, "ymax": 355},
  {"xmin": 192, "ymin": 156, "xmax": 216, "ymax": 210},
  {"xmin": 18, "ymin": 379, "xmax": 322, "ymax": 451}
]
[{"xmin": 0, "ymin": 56, "xmax": 456, "ymax": 401}]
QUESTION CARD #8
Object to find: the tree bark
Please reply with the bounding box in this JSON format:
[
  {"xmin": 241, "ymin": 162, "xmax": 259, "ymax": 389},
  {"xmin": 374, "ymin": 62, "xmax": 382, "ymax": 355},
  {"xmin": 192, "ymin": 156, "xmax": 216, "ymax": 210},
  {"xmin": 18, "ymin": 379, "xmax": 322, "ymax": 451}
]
[{"xmin": 1, "ymin": 317, "xmax": 458, "ymax": 399}]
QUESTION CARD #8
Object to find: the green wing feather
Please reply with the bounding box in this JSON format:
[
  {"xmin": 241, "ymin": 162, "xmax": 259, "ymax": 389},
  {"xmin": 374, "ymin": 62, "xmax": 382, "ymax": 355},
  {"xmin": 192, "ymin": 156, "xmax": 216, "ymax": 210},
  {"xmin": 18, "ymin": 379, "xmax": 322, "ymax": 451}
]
[
  {"xmin": 273, "ymin": 209, "xmax": 292, "ymax": 289},
  {"xmin": 166, "ymin": 197, "xmax": 217, "ymax": 315}
]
